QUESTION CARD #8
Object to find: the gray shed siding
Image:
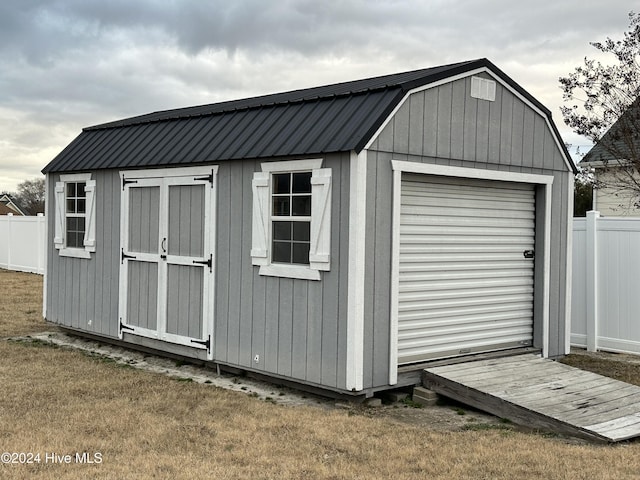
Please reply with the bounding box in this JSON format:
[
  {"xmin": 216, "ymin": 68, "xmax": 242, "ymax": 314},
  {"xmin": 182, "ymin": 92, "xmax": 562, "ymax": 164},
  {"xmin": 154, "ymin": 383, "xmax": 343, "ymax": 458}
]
[
  {"xmin": 361, "ymin": 74, "xmax": 572, "ymax": 389},
  {"xmin": 45, "ymin": 152, "xmax": 352, "ymax": 391},
  {"xmin": 46, "ymin": 170, "xmax": 121, "ymax": 338}
]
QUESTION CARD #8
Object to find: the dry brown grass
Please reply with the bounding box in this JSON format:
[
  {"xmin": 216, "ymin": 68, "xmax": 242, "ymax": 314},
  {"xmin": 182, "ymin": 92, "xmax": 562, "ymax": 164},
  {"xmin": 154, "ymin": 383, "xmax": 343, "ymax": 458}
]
[
  {"xmin": 0, "ymin": 269, "xmax": 47, "ymax": 337},
  {"xmin": 2, "ymin": 269, "xmax": 640, "ymax": 479}
]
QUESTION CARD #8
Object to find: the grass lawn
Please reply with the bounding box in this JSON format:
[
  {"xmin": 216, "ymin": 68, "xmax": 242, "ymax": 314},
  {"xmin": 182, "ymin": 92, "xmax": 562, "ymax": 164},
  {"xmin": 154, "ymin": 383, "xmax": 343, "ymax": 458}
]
[{"xmin": 2, "ymin": 269, "xmax": 640, "ymax": 479}]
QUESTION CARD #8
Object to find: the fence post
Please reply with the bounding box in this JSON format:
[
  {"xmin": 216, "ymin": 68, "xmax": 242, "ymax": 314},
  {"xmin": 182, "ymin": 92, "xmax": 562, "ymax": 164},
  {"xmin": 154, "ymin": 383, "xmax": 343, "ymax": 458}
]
[
  {"xmin": 585, "ymin": 210, "xmax": 600, "ymax": 352},
  {"xmin": 6, "ymin": 213, "xmax": 13, "ymax": 271},
  {"xmin": 37, "ymin": 213, "xmax": 44, "ymax": 274}
]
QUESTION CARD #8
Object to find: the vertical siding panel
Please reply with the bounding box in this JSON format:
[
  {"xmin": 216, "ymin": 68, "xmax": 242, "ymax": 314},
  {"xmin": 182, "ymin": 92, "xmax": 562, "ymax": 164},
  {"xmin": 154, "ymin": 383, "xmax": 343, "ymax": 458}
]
[
  {"xmin": 475, "ymin": 97, "xmax": 490, "ymax": 163},
  {"xmin": 277, "ymin": 278, "xmax": 293, "ymax": 377},
  {"xmin": 423, "ymin": 89, "xmax": 438, "ymax": 157},
  {"xmin": 321, "ymin": 154, "xmax": 347, "ymax": 389},
  {"xmin": 215, "ymin": 164, "xmax": 231, "ymax": 361},
  {"xmin": 393, "ymin": 101, "xmax": 410, "ymax": 154},
  {"xmin": 408, "ymin": 92, "xmax": 425, "ymax": 156},
  {"xmin": 108, "ymin": 171, "xmax": 121, "ymax": 337},
  {"xmin": 189, "ymin": 267, "xmax": 203, "ymax": 338},
  {"xmin": 532, "ymin": 115, "xmax": 546, "ymax": 168},
  {"xmin": 239, "ymin": 161, "xmax": 255, "ymax": 367},
  {"xmin": 291, "ymin": 280, "xmax": 308, "ymax": 379},
  {"xmin": 306, "ymin": 278, "xmax": 323, "ymax": 384},
  {"xmin": 372, "ymin": 152, "xmax": 392, "ymax": 387},
  {"xmin": 363, "ymin": 152, "xmax": 377, "ymax": 387},
  {"xmin": 226, "ymin": 162, "xmax": 243, "ymax": 365},
  {"xmin": 450, "ymin": 79, "xmax": 466, "ymax": 160},
  {"xmin": 377, "ymin": 117, "xmax": 394, "ymax": 153},
  {"xmin": 463, "ymin": 84, "xmax": 478, "ymax": 162},
  {"xmin": 488, "ymin": 87, "xmax": 502, "ymax": 163},
  {"xmin": 511, "ymin": 99, "xmax": 525, "ymax": 167},
  {"xmin": 522, "ymin": 109, "xmax": 535, "ymax": 168},
  {"xmin": 251, "ymin": 268, "xmax": 266, "ymax": 371},
  {"xmin": 436, "ymin": 83, "xmax": 452, "ymax": 158},
  {"xmin": 499, "ymin": 89, "xmax": 514, "ymax": 164},
  {"xmin": 264, "ymin": 278, "xmax": 280, "ymax": 373}
]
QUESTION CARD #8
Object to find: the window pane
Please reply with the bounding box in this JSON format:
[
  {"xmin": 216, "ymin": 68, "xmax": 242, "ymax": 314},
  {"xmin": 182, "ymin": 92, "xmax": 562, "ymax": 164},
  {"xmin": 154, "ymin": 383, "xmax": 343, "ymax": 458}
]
[
  {"xmin": 67, "ymin": 232, "xmax": 78, "ymax": 248},
  {"xmin": 273, "ymin": 221, "xmax": 291, "ymax": 240},
  {"xmin": 77, "ymin": 217, "xmax": 85, "ymax": 231},
  {"xmin": 272, "ymin": 197, "xmax": 290, "ymax": 216},
  {"xmin": 67, "ymin": 183, "xmax": 76, "ymax": 198},
  {"xmin": 77, "ymin": 199, "xmax": 86, "ymax": 214},
  {"xmin": 66, "ymin": 217, "xmax": 77, "ymax": 232},
  {"xmin": 76, "ymin": 182, "xmax": 86, "ymax": 198},
  {"xmin": 292, "ymin": 243, "xmax": 310, "ymax": 265},
  {"xmin": 272, "ymin": 173, "xmax": 290, "ymax": 194},
  {"xmin": 272, "ymin": 241, "xmax": 291, "ymax": 263},
  {"xmin": 66, "ymin": 199, "xmax": 76, "ymax": 214},
  {"xmin": 291, "ymin": 195, "xmax": 311, "ymax": 216},
  {"xmin": 293, "ymin": 222, "xmax": 310, "ymax": 242},
  {"xmin": 292, "ymin": 172, "xmax": 311, "ymax": 193}
]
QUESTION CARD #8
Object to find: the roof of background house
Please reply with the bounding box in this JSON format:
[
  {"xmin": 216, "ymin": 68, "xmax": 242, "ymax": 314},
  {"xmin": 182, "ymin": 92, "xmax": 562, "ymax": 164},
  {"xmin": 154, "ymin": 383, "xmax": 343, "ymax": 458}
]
[
  {"xmin": 0, "ymin": 194, "xmax": 26, "ymax": 215},
  {"xmin": 43, "ymin": 58, "xmax": 572, "ymax": 174},
  {"xmin": 581, "ymin": 99, "xmax": 640, "ymax": 165},
  {"xmin": 0, "ymin": 203, "xmax": 20, "ymax": 215}
]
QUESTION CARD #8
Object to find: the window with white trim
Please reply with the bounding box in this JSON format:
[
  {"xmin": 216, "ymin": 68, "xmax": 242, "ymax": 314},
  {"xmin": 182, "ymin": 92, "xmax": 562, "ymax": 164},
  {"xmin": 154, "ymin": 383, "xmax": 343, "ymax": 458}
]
[
  {"xmin": 251, "ymin": 159, "xmax": 331, "ymax": 280},
  {"xmin": 54, "ymin": 173, "xmax": 96, "ymax": 259}
]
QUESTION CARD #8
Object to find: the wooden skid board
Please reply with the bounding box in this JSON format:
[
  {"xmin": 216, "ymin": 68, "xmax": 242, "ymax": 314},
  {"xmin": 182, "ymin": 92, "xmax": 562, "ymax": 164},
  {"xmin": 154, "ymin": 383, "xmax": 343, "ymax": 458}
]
[{"xmin": 422, "ymin": 353, "xmax": 640, "ymax": 442}]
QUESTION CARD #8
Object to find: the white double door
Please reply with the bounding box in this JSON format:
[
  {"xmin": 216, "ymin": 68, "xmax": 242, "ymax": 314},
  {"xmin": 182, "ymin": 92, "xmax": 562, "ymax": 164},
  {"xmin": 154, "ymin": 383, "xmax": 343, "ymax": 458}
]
[{"xmin": 118, "ymin": 167, "xmax": 216, "ymax": 359}]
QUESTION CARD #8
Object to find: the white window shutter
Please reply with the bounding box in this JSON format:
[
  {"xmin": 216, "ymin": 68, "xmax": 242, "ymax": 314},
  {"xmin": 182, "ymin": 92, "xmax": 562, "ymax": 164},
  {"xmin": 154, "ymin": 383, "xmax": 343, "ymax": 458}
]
[
  {"xmin": 54, "ymin": 182, "xmax": 65, "ymax": 249},
  {"xmin": 309, "ymin": 168, "xmax": 332, "ymax": 271},
  {"xmin": 251, "ymin": 171, "xmax": 270, "ymax": 265},
  {"xmin": 84, "ymin": 179, "xmax": 97, "ymax": 252}
]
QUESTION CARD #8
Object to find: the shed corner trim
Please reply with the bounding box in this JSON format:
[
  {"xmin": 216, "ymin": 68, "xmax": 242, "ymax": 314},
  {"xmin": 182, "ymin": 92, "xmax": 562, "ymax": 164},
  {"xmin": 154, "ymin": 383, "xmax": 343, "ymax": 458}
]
[{"xmin": 346, "ymin": 150, "xmax": 367, "ymax": 391}]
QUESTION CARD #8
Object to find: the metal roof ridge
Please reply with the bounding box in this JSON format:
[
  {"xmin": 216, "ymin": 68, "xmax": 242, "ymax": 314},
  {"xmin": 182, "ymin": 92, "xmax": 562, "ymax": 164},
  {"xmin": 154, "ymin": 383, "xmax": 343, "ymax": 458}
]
[{"xmin": 84, "ymin": 60, "xmax": 483, "ymax": 132}]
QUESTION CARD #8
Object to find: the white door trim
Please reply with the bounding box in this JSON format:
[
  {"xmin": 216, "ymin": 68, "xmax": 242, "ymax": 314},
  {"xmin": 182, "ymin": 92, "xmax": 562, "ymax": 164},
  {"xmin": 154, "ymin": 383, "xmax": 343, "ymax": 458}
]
[
  {"xmin": 388, "ymin": 161, "xmax": 553, "ymax": 385},
  {"xmin": 118, "ymin": 166, "xmax": 218, "ymax": 360}
]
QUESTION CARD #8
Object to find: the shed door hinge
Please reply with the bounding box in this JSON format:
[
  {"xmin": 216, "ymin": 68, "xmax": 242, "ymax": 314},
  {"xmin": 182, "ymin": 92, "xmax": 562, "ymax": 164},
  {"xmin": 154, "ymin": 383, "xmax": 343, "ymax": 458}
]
[
  {"xmin": 121, "ymin": 248, "xmax": 137, "ymax": 263},
  {"xmin": 193, "ymin": 254, "xmax": 213, "ymax": 272},
  {"xmin": 191, "ymin": 335, "xmax": 211, "ymax": 353},
  {"xmin": 119, "ymin": 320, "xmax": 135, "ymax": 333},
  {"xmin": 122, "ymin": 178, "xmax": 138, "ymax": 190},
  {"xmin": 194, "ymin": 169, "xmax": 214, "ymax": 186}
]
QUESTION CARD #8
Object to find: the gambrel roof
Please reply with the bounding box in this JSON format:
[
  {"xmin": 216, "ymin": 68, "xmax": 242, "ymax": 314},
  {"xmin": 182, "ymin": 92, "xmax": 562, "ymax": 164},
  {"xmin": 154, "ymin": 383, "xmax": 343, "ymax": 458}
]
[{"xmin": 43, "ymin": 58, "xmax": 571, "ymax": 173}]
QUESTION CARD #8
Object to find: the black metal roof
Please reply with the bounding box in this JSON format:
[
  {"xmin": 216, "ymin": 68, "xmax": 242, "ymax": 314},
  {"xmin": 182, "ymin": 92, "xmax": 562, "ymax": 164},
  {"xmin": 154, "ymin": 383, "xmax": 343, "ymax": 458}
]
[{"xmin": 43, "ymin": 58, "xmax": 562, "ymax": 173}]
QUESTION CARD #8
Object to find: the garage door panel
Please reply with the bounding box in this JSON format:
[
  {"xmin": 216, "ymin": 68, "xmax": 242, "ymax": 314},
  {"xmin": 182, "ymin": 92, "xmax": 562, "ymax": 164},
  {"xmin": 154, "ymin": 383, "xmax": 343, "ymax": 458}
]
[
  {"xmin": 397, "ymin": 174, "xmax": 536, "ymax": 364},
  {"xmin": 400, "ymin": 319, "xmax": 533, "ymax": 341},
  {"xmin": 399, "ymin": 285, "xmax": 533, "ymax": 303}
]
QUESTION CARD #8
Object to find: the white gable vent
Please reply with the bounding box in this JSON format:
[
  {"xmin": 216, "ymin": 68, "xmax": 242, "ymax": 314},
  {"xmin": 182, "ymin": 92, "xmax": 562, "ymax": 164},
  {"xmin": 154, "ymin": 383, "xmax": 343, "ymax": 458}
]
[{"xmin": 471, "ymin": 76, "xmax": 496, "ymax": 101}]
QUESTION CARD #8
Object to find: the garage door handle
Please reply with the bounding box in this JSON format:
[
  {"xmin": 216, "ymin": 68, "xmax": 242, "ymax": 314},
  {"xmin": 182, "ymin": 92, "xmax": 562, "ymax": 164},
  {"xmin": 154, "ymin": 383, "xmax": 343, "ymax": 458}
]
[{"xmin": 523, "ymin": 250, "xmax": 535, "ymax": 259}]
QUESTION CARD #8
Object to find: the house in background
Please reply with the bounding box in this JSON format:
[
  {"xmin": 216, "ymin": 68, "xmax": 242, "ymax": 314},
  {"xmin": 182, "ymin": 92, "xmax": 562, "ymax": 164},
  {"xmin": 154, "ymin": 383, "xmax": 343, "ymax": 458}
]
[
  {"xmin": 0, "ymin": 194, "xmax": 26, "ymax": 215},
  {"xmin": 42, "ymin": 58, "xmax": 575, "ymax": 397},
  {"xmin": 579, "ymin": 100, "xmax": 640, "ymax": 216}
]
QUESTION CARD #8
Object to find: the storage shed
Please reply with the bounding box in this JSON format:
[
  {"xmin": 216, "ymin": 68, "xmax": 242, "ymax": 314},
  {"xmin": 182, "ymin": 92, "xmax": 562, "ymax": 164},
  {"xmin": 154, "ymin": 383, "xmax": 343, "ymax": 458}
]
[{"xmin": 42, "ymin": 58, "xmax": 576, "ymax": 396}]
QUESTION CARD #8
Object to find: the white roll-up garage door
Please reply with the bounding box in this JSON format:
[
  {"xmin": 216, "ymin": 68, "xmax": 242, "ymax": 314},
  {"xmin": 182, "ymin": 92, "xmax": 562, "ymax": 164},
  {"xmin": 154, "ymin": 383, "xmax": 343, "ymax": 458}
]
[{"xmin": 397, "ymin": 174, "xmax": 536, "ymax": 364}]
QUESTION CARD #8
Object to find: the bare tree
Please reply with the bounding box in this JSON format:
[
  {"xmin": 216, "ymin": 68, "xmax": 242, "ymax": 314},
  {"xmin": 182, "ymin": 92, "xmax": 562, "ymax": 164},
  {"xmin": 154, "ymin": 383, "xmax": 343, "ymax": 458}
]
[
  {"xmin": 560, "ymin": 12, "xmax": 640, "ymax": 207},
  {"xmin": 15, "ymin": 178, "xmax": 45, "ymax": 215}
]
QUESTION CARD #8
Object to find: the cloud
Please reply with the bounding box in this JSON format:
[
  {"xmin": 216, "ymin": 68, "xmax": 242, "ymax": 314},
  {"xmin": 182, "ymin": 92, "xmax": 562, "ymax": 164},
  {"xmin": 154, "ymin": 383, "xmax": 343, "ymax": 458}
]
[{"xmin": 0, "ymin": 0, "xmax": 636, "ymax": 190}]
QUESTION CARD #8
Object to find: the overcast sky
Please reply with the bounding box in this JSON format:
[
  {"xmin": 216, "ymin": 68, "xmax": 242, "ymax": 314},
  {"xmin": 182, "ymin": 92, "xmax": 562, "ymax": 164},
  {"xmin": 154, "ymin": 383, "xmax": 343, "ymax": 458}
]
[{"xmin": 0, "ymin": 0, "xmax": 634, "ymax": 192}]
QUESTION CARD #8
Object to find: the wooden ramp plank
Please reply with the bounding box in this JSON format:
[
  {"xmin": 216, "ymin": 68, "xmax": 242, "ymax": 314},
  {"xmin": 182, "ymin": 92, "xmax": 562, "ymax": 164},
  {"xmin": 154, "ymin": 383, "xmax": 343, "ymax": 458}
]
[{"xmin": 422, "ymin": 353, "xmax": 640, "ymax": 443}]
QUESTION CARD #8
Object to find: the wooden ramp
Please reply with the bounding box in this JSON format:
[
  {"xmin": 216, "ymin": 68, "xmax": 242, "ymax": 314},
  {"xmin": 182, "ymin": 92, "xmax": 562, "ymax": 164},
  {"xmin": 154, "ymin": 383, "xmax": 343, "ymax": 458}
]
[{"xmin": 422, "ymin": 353, "xmax": 640, "ymax": 443}]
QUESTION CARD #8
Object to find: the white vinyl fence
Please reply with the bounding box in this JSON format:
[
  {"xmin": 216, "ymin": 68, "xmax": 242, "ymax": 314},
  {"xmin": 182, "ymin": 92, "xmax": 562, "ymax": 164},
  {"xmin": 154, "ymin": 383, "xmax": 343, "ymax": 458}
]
[
  {"xmin": 0, "ymin": 213, "xmax": 46, "ymax": 275},
  {"xmin": 572, "ymin": 211, "xmax": 640, "ymax": 354}
]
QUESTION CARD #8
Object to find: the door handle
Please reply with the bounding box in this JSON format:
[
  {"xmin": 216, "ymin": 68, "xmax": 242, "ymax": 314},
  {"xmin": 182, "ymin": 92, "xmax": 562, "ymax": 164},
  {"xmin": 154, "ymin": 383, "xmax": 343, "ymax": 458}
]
[
  {"xmin": 523, "ymin": 250, "xmax": 535, "ymax": 259},
  {"xmin": 161, "ymin": 237, "xmax": 167, "ymax": 253}
]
